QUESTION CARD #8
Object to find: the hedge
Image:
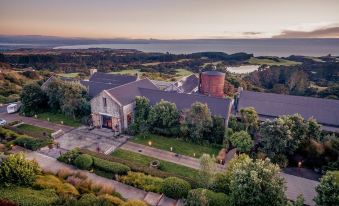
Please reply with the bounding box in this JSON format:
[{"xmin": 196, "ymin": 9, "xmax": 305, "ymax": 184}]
[
  {"xmin": 14, "ymin": 136, "xmax": 52, "ymax": 151},
  {"xmin": 57, "ymin": 148, "xmax": 81, "ymax": 164},
  {"xmin": 92, "ymin": 156, "xmax": 130, "ymax": 176},
  {"xmin": 79, "ymin": 148, "xmax": 199, "ymax": 188},
  {"xmin": 119, "ymin": 171, "xmax": 164, "ymax": 193},
  {"xmin": 74, "ymin": 154, "xmax": 93, "ymax": 170},
  {"xmin": 161, "ymin": 177, "xmax": 191, "ymax": 199},
  {"xmin": 0, "ymin": 187, "xmax": 59, "ymax": 206}
]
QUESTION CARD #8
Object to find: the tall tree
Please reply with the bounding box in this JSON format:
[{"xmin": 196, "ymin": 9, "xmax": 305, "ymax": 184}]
[
  {"xmin": 185, "ymin": 102, "xmax": 212, "ymax": 143},
  {"xmin": 199, "ymin": 154, "xmax": 216, "ymax": 187},
  {"xmin": 20, "ymin": 83, "xmax": 48, "ymax": 116},
  {"xmin": 230, "ymin": 131, "xmax": 253, "ymax": 153},
  {"xmin": 240, "ymin": 107, "xmax": 258, "ymax": 134},
  {"xmin": 314, "ymin": 171, "xmax": 339, "ymax": 206}
]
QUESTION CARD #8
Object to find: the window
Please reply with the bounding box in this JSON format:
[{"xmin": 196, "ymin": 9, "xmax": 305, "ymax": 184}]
[{"xmin": 103, "ymin": 97, "xmax": 107, "ymax": 107}]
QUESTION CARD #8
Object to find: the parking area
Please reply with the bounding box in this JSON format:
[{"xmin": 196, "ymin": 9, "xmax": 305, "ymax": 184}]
[{"xmin": 55, "ymin": 126, "xmax": 129, "ymax": 154}]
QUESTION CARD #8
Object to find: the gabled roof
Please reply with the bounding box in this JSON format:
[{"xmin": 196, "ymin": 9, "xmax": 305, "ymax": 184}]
[
  {"xmin": 89, "ymin": 72, "xmax": 137, "ymax": 85},
  {"xmin": 83, "ymin": 72, "xmax": 138, "ymax": 98},
  {"xmin": 106, "ymin": 78, "xmax": 159, "ymax": 105},
  {"xmin": 165, "ymin": 74, "xmax": 199, "ymax": 94},
  {"xmin": 237, "ymin": 90, "xmax": 339, "ymax": 127},
  {"xmin": 139, "ymin": 88, "xmax": 232, "ymax": 119}
]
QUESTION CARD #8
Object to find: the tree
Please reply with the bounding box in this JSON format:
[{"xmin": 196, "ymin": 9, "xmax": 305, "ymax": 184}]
[
  {"xmin": 259, "ymin": 120, "xmax": 291, "ymax": 158},
  {"xmin": 133, "ymin": 96, "xmax": 151, "ymax": 134},
  {"xmin": 314, "ymin": 171, "xmax": 339, "ymax": 206},
  {"xmin": 185, "ymin": 188, "xmax": 229, "ymax": 206},
  {"xmin": 199, "ymin": 154, "xmax": 216, "ymax": 187},
  {"xmin": 239, "ymin": 107, "xmax": 258, "ymax": 134},
  {"xmin": 20, "ymin": 83, "xmax": 48, "ymax": 116},
  {"xmin": 208, "ymin": 116, "xmax": 225, "ymax": 144},
  {"xmin": 148, "ymin": 100, "xmax": 180, "ymax": 136},
  {"xmin": 307, "ymin": 118, "xmax": 322, "ymax": 141},
  {"xmin": 161, "ymin": 177, "xmax": 191, "ymax": 199},
  {"xmin": 0, "ymin": 152, "xmax": 41, "ymax": 186},
  {"xmin": 185, "ymin": 102, "xmax": 212, "ymax": 143},
  {"xmin": 227, "ymin": 155, "xmax": 287, "ymax": 206},
  {"xmin": 230, "ymin": 131, "xmax": 253, "ymax": 153}
]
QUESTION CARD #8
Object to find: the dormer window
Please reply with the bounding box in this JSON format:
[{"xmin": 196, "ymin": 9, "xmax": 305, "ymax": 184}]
[{"xmin": 103, "ymin": 97, "xmax": 107, "ymax": 107}]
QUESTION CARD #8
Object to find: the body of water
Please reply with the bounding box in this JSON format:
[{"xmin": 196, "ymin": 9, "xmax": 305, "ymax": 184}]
[{"xmin": 53, "ymin": 39, "xmax": 339, "ymax": 57}]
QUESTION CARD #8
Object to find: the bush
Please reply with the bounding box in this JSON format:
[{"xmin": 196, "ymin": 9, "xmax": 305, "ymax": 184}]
[
  {"xmin": 0, "ymin": 199, "xmax": 17, "ymax": 206},
  {"xmin": 161, "ymin": 177, "xmax": 191, "ymax": 199},
  {"xmin": 57, "ymin": 168, "xmax": 74, "ymax": 180},
  {"xmin": 74, "ymin": 154, "xmax": 93, "ymax": 170},
  {"xmin": 0, "ymin": 152, "xmax": 41, "ymax": 186},
  {"xmin": 121, "ymin": 200, "xmax": 148, "ymax": 206},
  {"xmin": 119, "ymin": 171, "xmax": 164, "ymax": 193},
  {"xmin": 79, "ymin": 148, "xmax": 198, "ymax": 187},
  {"xmin": 98, "ymin": 194, "xmax": 125, "ymax": 205},
  {"xmin": 33, "ymin": 174, "xmax": 79, "ymax": 197},
  {"xmin": 271, "ymin": 154, "xmax": 289, "ymax": 168},
  {"xmin": 92, "ymin": 156, "xmax": 130, "ymax": 175},
  {"xmin": 57, "ymin": 148, "xmax": 81, "ymax": 164},
  {"xmin": 186, "ymin": 188, "xmax": 229, "ymax": 206},
  {"xmin": 0, "ymin": 187, "xmax": 59, "ymax": 206},
  {"xmin": 14, "ymin": 136, "xmax": 52, "ymax": 151},
  {"xmin": 315, "ymin": 171, "xmax": 339, "ymax": 206}
]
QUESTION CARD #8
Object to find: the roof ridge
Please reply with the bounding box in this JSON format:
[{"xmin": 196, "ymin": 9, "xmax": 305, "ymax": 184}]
[{"xmin": 106, "ymin": 78, "xmax": 151, "ymax": 92}]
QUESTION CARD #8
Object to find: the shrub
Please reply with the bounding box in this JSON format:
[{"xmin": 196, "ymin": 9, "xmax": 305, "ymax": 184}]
[
  {"xmin": 14, "ymin": 136, "xmax": 52, "ymax": 151},
  {"xmin": 161, "ymin": 177, "xmax": 191, "ymax": 199},
  {"xmin": 57, "ymin": 148, "xmax": 80, "ymax": 164},
  {"xmin": 57, "ymin": 168, "xmax": 74, "ymax": 180},
  {"xmin": 0, "ymin": 199, "xmax": 17, "ymax": 206},
  {"xmin": 33, "ymin": 174, "xmax": 79, "ymax": 197},
  {"xmin": 92, "ymin": 156, "xmax": 130, "ymax": 175},
  {"xmin": 79, "ymin": 148, "xmax": 198, "ymax": 187},
  {"xmin": 74, "ymin": 154, "xmax": 93, "ymax": 170},
  {"xmin": 314, "ymin": 171, "xmax": 339, "ymax": 206},
  {"xmin": 271, "ymin": 154, "xmax": 289, "ymax": 168},
  {"xmin": 0, "ymin": 187, "xmax": 59, "ymax": 206},
  {"xmin": 98, "ymin": 194, "xmax": 125, "ymax": 205},
  {"xmin": 121, "ymin": 200, "xmax": 148, "ymax": 206},
  {"xmin": 0, "ymin": 152, "xmax": 41, "ymax": 186},
  {"xmin": 186, "ymin": 188, "xmax": 229, "ymax": 206},
  {"xmin": 119, "ymin": 171, "xmax": 164, "ymax": 193}
]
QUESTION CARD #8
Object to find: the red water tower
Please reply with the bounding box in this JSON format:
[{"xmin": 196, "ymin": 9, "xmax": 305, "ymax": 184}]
[{"xmin": 199, "ymin": 71, "xmax": 225, "ymax": 98}]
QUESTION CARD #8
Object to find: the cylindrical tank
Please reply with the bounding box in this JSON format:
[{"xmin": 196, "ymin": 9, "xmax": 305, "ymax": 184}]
[{"xmin": 199, "ymin": 71, "xmax": 225, "ymax": 98}]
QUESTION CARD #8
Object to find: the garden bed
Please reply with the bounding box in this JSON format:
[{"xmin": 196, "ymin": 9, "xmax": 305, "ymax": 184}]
[
  {"xmin": 131, "ymin": 134, "xmax": 222, "ymax": 158},
  {"xmin": 15, "ymin": 123, "xmax": 53, "ymax": 138}
]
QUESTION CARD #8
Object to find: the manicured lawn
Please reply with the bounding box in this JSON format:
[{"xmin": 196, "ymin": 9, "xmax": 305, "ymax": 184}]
[
  {"xmin": 37, "ymin": 112, "xmax": 82, "ymax": 127},
  {"xmin": 247, "ymin": 57, "xmax": 301, "ymax": 66},
  {"xmin": 131, "ymin": 134, "xmax": 222, "ymax": 158},
  {"xmin": 16, "ymin": 124, "xmax": 53, "ymax": 137},
  {"xmin": 174, "ymin": 69, "xmax": 193, "ymax": 78},
  {"xmin": 112, "ymin": 149, "xmax": 199, "ymax": 179},
  {"xmin": 57, "ymin": 72, "xmax": 79, "ymax": 78}
]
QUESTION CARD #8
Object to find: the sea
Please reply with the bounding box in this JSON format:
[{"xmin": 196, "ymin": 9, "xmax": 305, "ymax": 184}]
[
  {"xmin": 53, "ymin": 39, "xmax": 339, "ymax": 57},
  {"xmin": 1, "ymin": 38, "xmax": 339, "ymax": 57}
]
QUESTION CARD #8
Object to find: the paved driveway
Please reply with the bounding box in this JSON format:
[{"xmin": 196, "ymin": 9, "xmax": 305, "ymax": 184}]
[
  {"xmin": 56, "ymin": 127, "xmax": 128, "ymax": 154},
  {"xmin": 0, "ymin": 113, "xmax": 73, "ymax": 132}
]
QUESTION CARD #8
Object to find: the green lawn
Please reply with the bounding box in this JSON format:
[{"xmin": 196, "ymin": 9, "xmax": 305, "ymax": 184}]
[
  {"xmin": 16, "ymin": 124, "xmax": 53, "ymax": 135},
  {"xmin": 112, "ymin": 149, "xmax": 199, "ymax": 179},
  {"xmin": 36, "ymin": 112, "xmax": 82, "ymax": 127},
  {"xmin": 131, "ymin": 134, "xmax": 222, "ymax": 158},
  {"xmin": 174, "ymin": 69, "xmax": 193, "ymax": 78},
  {"xmin": 248, "ymin": 57, "xmax": 301, "ymax": 66},
  {"xmin": 57, "ymin": 73, "xmax": 79, "ymax": 78},
  {"xmin": 110, "ymin": 69, "xmax": 141, "ymax": 75}
]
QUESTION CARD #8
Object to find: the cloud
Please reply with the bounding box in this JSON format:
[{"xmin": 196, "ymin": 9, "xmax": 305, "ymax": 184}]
[{"xmin": 273, "ymin": 25, "xmax": 339, "ymax": 38}]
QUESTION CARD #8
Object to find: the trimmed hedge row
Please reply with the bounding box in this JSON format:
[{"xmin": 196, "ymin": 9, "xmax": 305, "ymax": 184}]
[
  {"xmin": 79, "ymin": 148, "xmax": 199, "ymax": 188},
  {"xmin": 92, "ymin": 156, "xmax": 130, "ymax": 175},
  {"xmin": 186, "ymin": 188, "xmax": 229, "ymax": 206},
  {"xmin": 14, "ymin": 137, "xmax": 52, "ymax": 151}
]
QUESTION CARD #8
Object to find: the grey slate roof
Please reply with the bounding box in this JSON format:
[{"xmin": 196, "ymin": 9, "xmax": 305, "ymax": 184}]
[
  {"xmin": 106, "ymin": 78, "xmax": 159, "ymax": 105},
  {"xmin": 82, "ymin": 72, "xmax": 138, "ymax": 98},
  {"xmin": 139, "ymin": 88, "xmax": 232, "ymax": 119},
  {"xmin": 237, "ymin": 90, "xmax": 339, "ymax": 127}
]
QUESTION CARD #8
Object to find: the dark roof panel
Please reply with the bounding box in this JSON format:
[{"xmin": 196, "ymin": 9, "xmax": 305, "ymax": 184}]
[
  {"xmin": 237, "ymin": 90, "xmax": 339, "ymax": 127},
  {"xmin": 139, "ymin": 88, "xmax": 232, "ymax": 119},
  {"xmin": 107, "ymin": 79, "xmax": 159, "ymax": 105}
]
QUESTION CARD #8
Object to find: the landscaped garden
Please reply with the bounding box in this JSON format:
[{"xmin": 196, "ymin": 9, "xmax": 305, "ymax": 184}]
[
  {"xmin": 0, "ymin": 152, "xmax": 148, "ymax": 206},
  {"xmin": 131, "ymin": 134, "xmax": 221, "ymax": 158},
  {"xmin": 15, "ymin": 123, "xmax": 54, "ymax": 138},
  {"xmin": 112, "ymin": 149, "xmax": 199, "ymax": 179}
]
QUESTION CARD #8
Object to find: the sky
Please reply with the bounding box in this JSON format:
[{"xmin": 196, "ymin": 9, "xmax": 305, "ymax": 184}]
[{"xmin": 1, "ymin": 0, "xmax": 339, "ymax": 39}]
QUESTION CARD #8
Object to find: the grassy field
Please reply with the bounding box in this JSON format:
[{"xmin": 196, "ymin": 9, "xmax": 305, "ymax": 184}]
[
  {"xmin": 131, "ymin": 134, "xmax": 222, "ymax": 158},
  {"xmin": 37, "ymin": 112, "xmax": 82, "ymax": 127},
  {"xmin": 174, "ymin": 68, "xmax": 193, "ymax": 78},
  {"xmin": 16, "ymin": 124, "xmax": 53, "ymax": 135},
  {"xmin": 112, "ymin": 149, "xmax": 199, "ymax": 179},
  {"xmin": 248, "ymin": 57, "xmax": 301, "ymax": 66},
  {"xmin": 57, "ymin": 73, "xmax": 79, "ymax": 78},
  {"xmin": 110, "ymin": 69, "xmax": 141, "ymax": 75}
]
